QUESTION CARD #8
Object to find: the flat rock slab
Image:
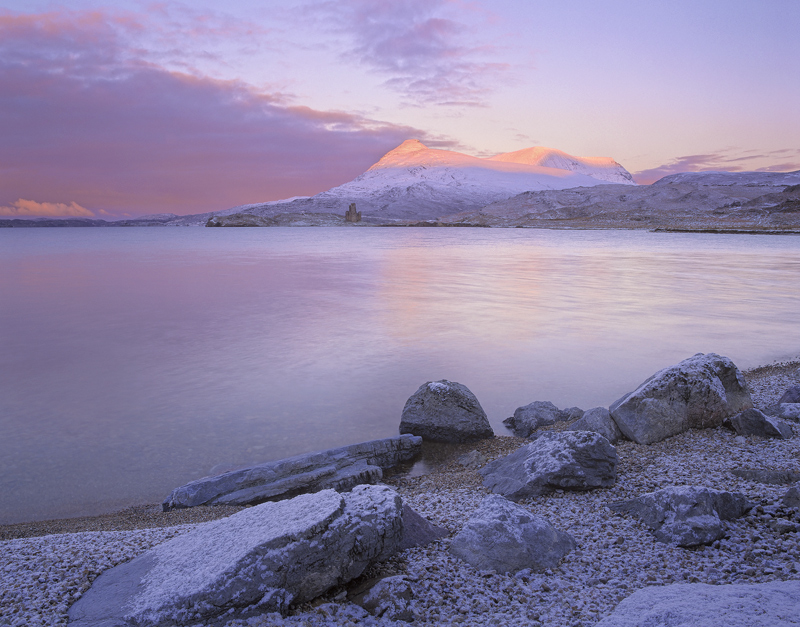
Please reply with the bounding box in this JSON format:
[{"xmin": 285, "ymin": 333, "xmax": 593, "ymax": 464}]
[
  {"xmin": 450, "ymin": 495, "xmax": 575, "ymax": 574},
  {"xmin": 503, "ymin": 401, "xmax": 580, "ymax": 438},
  {"xmin": 610, "ymin": 353, "xmax": 753, "ymax": 445},
  {"xmin": 595, "ymin": 581, "xmax": 800, "ymax": 627},
  {"xmin": 609, "ymin": 485, "xmax": 751, "ymax": 547},
  {"xmin": 480, "ymin": 431, "xmax": 617, "ymax": 500},
  {"xmin": 163, "ymin": 435, "xmax": 421, "ymax": 510},
  {"xmin": 69, "ymin": 486, "xmax": 403, "ymax": 626},
  {"xmin": 399, "ymin": 380, "xmax": 493, "ymax": 443}
]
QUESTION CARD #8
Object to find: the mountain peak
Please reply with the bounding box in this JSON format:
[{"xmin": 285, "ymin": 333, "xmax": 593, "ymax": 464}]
[{"xmin": 393, "ymin": 139, "xmax": 428, "ymax": 153}]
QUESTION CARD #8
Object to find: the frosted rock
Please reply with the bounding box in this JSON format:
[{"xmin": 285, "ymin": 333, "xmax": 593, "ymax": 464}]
[
  {"xmin": 778, "ymin": 385, "xmax": 800, "ymax": 404},
  {"xmin": 356, "ymin": 575, "xmax": 413, "ymax": 621},
  {"xmin": 595, "ymin": 581, "xmax": 800, "ymax": 627},
  {"xmin": 162, "ymin": 435, "xmax": 421, "ymax": 510},
  {"xmin": 731, "ymin": 468, "xmax": 800, "ymax": 485},
  {"xmin": 398, "ymin": 504, "xmax": 448, "ymax": 551},
  {"xmin": 783, "ymin": 485, "xmax": 800, "ymax": 509},
  {"xmin": 609, "ymin": 353, "xmax": 753, "ymax": 445},
  {"xmin": 449, "ymin": 495, "xmax": 575, "ymax": 573},
  {"xmin": 764, "ymin": 403, "xmax": 800, "ymax": 422},
  {"xmin": 567, "ymin": 406, "xmax": 623, "ymax": 444},
  {"xmin": 503, "ymin": 401, "xmax": 578, "ymax": 438},
  {"xmin": 399, "ymin": 380, "xmax": 493, "ymax": 443},
  {"xmin": 480, "ymin": 431, "xmax": 617, "ymax": 500},
  {"xmin": 724, "ymin": 408, "xmax": 793, "ymax": 439},
  {"xmin": 68, "ymin": 486, "xmax": 404, "ymax": 626},
  {"xmin": 609, "ymin": 485, "xmax": 751, "ymax": 547}
]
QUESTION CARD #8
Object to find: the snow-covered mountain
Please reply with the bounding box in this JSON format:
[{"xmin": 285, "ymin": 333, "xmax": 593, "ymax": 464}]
[
  {"xmin": 226, "ymin": 139, "xmax": 636, "ymax": 223},
  {"xmin": 489, "ymin": 146, "xmax": 635, "ymax": 185}
]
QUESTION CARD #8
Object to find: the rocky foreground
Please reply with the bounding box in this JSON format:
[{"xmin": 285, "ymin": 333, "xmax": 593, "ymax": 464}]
[{"xmin": 2, "ymin": 359, "xmax": 800, "ymax": 626}]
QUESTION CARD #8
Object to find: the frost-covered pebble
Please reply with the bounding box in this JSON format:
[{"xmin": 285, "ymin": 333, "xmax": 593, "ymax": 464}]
[{"xmin": 3, "ymin": 360, "xmax": 799, "ymax": 627}]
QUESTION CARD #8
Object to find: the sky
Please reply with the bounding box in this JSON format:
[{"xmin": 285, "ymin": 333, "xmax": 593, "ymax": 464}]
[{"xmin": 1, "ymin": 0, "xmax": 799, "ymax": 218}]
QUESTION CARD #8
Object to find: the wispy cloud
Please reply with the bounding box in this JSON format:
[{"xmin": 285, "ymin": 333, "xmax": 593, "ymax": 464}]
[
  {"xmin": 0, "ymin": 9, "xmax": 431, "ymax": 216},
  {"xmin": 311, "ymin": 0, "xmax": 509, "ymax": 106},
  {"xmin": 633, "ymin": 148, "xmax": 800, "ymax": 184},
  {"xmin": 0, "ymin": 199, "xmax": 94, "ymax": 217}
]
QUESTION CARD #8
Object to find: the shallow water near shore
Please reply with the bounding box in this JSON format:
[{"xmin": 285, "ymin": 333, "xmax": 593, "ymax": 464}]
[{"xmin": 1, "ymin": 227, "xmax": 799, "ymax": 524}]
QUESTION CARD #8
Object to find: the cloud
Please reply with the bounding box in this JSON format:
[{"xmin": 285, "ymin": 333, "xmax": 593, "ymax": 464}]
[
  {"xmin": 311, "ymin": 0, "xmax": 509, "ymax": 106},
  {"xmin": 0, "ymin": 199, "xmax": 94, "ymax": 217},
  {"xmin": 0, "ymin": 9, "xmax": 433, "ymax": 217},
  {"xmin": 633, "ymin": 149, "xmax": 800, "ymax": 184}
]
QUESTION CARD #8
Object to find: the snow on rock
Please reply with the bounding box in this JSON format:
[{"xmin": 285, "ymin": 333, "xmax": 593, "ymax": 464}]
[
  {"xmin": 609, "ymin": 485, "xmax": 751, "ymax": 547},
  {"xmin": 609, "ymin": 353, "xmax": 753, "ymax": 445},
  {"xmin": 480, "ymin": 431, "xmax": 617, "ymax": 500},
  {"xmin": 595, "ymin": 580, "xmax": 800, "ymax": 627},
  {"xmin": 449, "ymin": 494, "xmax": 576, "ymax": 574},
  {"xmin": 68, "ymin": 486, "xmax": 404, "ymax": 626},
  {"xmin": 400, "ymin": 380, "xmax": 494, "ymax": 443}
]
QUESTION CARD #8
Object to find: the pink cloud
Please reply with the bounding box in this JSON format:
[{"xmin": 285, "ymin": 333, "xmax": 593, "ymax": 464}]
[
  {"xmin": 311, "ymin": 0, "xmax": 509, "ymax": 106},
  {"xmin": 633, "ymin": 149, "xmax": 800, "ymax": 184},
  {"xmin": 0, "ymin": 9, "xmax": 432, "ymax": 217},
  {"xmin": 0, "ymin": 199, "xmax": 94, "ymax": 217}
]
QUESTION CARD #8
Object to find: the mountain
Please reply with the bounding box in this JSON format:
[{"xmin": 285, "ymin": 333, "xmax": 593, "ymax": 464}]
[
  {"xmin": 654, "ymin": 170, "xmax": 800, "ymax": 187},
  {"xmin": 211, "ymin": 140, "xmax": 636, "ymax": 225},
  {"xmin": 489, "ymin": 146, "xmax": 635, "ymax": 185}
]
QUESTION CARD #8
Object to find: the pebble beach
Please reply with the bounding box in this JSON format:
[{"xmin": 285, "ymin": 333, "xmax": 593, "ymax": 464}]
[{"xmin": 2, "ymin": 359, "xmax": 800, "ymax": 627}]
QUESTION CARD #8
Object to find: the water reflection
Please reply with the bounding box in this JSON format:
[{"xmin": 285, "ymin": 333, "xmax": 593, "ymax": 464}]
[{"xmin": 0, "ymin": 228, "xmax": 798, "ymax": 523}]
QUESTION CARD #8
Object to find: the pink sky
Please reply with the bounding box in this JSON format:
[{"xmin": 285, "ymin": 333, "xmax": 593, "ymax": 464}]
[{"xmin": 1, "ymin": 1, "xmax": 799, "ymax": 217}]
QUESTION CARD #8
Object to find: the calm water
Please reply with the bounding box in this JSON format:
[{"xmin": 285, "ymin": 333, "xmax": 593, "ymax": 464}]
[{"xmin": 1, "ymin": 227, "xmax": 799, "ymax": 524}]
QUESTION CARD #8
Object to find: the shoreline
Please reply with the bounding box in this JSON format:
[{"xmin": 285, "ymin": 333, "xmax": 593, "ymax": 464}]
[
  {"xmin": 3, "ymin": 357, "xmax": 798, "ymax": 538},
  {"xmin": 3, "ymin": 356, "xmax": 799, "ymax": 626}
]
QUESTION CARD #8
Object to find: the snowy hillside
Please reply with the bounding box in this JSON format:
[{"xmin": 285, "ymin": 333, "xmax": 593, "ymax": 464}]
[
  {"xmin": 655, "ymin": 170, "xmax": 800, "ymax": 187},
  {"xmin": 489, "ymin": 146, "xmax": 635, "ymax": 185}
]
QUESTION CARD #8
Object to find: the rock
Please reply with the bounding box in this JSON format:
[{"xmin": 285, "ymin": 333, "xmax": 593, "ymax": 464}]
[
  {"xmin": 68, "ymin": 486, "xmax": 403, "ymax": 626},
  {"xmin": 456, "ymin": 450, "xmax": 487, "ymax": 469},
  {"xmin": 724, "ymin": 408, "xmax": 793, "ymax": 439},
  {"xmin": 503, "ymin": 401, "xmax": 579, "ymax": 437},
  {"xmin": 162, "ymin": 434, "xmax": 421, "ymax": 510},
  {"xmin": 449, "ymin": 495, "xmax": 575, "ymax": 574},
  {"xmin": 778, "ymin": 385, "xmax": 800, "ymax": 404},
  {"xmin": 354, "ymin": 575, "xmax": 413, "ymax": 621},
  {"xmin": 398, "ymin": 504, "xmax": 448, "ymax": 551},
  {"xmin": 561, "ymin": 406, "xmax": 585, "ymax": 422},
  {"xmin": 731, "ymin": 468, "xmax": 800, "ymax": 485},
  {"xmin": 480, "ymin": 431, "xmax": 617, "ymax": 500},
  {"xmin": 399, "ymin": 380, "xmax": 493, "ymax": 443},
  {"xmin": 764, "ymin": 403, "xmax": 800, "ymax": 422},
  {"xmin": 595, "ymin": 581, "xmax": 800, "ymax": 627},
  {"xmin": 567, "ymin": 407, "xmax": 624, "ymax": 444},
  {"xmin": 783, "ymin": 485, "xmax": 800, "ymax": 509},
  {"xmin": 609, "ymin": 353, "xmax": 753, "ymax": 445},
  {"xmin": 608, "ymin": 485, "xmax": 751, "ymax": 547}
]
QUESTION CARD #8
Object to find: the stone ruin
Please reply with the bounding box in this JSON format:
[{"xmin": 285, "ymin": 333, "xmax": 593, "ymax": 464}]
[{"xmin": 345, "ymin": 202, "xmax": 362, "ymax": 222}]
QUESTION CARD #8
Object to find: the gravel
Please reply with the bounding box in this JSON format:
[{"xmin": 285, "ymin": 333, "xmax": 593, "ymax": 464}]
[{"xmin": 2, "ymin": 359, "xmax": 799, "ymax": 627}]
